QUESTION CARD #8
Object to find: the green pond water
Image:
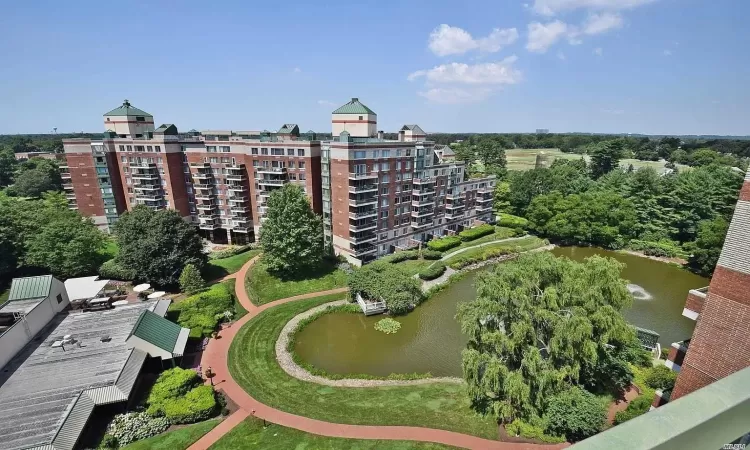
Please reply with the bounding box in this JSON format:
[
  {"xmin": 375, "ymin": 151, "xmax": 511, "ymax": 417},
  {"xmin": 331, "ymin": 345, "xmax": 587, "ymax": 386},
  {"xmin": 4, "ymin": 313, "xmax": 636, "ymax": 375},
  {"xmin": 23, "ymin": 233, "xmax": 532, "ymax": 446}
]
[{"xmin": 293, "ymin": 247, "xmax": 709, "ymax": 377}]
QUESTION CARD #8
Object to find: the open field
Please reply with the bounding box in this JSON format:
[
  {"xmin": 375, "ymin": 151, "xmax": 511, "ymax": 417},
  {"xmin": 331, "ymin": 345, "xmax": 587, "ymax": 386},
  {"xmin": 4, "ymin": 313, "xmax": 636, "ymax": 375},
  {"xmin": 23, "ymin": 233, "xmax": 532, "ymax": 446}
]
[{"xmin": 505, "ymin": 148, "xmax": 689, "ymax": 172}]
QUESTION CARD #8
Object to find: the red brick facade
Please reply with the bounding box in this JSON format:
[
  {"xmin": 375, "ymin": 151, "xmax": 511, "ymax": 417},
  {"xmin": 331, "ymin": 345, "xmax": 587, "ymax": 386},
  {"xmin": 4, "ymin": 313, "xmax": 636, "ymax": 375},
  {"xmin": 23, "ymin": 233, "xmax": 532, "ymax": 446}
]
[
  {"xmin": 65, "ymin": 152, "xmax": 105, "ymax": 217},
  {"xmin": 706, "ymin": 266, "xmax": 750, "ymax": 307},
  {"xmin": 684, "ymin": 290, "xmax": 706, "ymax": 316}
]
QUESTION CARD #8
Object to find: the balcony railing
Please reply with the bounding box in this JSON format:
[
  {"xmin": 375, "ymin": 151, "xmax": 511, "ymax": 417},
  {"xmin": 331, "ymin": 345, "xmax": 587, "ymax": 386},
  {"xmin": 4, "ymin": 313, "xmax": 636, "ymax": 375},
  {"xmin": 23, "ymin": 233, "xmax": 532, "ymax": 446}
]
[
  {"xmin": 349, "ymin": 221, "xmax": 377, "ymax": 233},
  {"xmin": 413, "ymin": 185, "xmax": 436, "ymax": 195},
  {"xmin": 349, "ymin": 184, "xmax": 378, "ymax": 193},
  {"xmin": 135, "ymin": 193, "xmax": 163, "ymax": 201},
  {"xmin": 411, "ymin": 208, "xmax": 433, "ymax": 218},
  {"xmin": 226, "ymin": 173, "xmax": 246, "ymax": 181},
  {"xmin": 257, "ymin": 167, "xmax": 287, "ymax": 174},
  {"xmin": 475, "ymin": 195, "xmax": 493, "ymax": 203},
  {"xmin": 258, "ymin": 179, "xmax": 286, "ymax": 186},
  {"xmin": 348, "ymin": 172, "xmax": 378, "ymax": 180},
  {"xmin": 227, "ymin": 184, "xmax": 248, "ymax": 191},
  {"xmin": 232, "ymin": 226, "xmax": 250, "ymax": 233},
  {"xmin": 131, "ymin": 172, "xmax": 159, "ymax": 180},
  {"xmin": 475, "ymin": 204, "xmax": 493, "ymax": 212},
  {"xmin": 349, "ymin": 210, "xmax": 377, "ymax": 220},
  {"xmin": 411, "ymin": 220, "xmax": 431, "ymax": 229},
  {"xmin": 196, "ymin": 203, "xmax": 217, "ymax": 210},
  {"xmin": 349, "ymin": 198, "xmax": 378, "ymax": 207},
  {"xmin": 412, "ymin": 197, "xmax": 434, "ymax": 207}
]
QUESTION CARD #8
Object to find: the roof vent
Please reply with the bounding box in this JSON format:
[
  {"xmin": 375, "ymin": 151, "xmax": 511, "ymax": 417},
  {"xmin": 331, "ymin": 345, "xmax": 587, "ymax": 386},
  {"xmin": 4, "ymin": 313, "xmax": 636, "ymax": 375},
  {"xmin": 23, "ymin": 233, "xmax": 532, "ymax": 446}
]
[{"xmin": 351, "ymin": 97, "xmax": 358, "ymax": 102}]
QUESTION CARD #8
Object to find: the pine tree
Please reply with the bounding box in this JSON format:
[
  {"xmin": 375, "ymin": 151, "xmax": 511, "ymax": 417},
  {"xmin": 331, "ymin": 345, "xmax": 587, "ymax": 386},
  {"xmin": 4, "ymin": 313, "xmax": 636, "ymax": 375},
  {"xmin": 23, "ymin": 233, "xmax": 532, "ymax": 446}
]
[{"xmin": 179, "ymin": 263, "xmax": 205, "ymax": 294}]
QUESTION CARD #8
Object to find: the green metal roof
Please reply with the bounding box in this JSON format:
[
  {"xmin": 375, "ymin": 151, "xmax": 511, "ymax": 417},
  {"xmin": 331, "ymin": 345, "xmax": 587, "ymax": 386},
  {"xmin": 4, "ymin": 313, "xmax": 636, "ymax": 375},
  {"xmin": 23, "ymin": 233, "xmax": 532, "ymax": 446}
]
[
  {"xmin": 278, "ymin": 123, "xmax": 299, "ymax": 134},
  {"xmin": 104, "ymin": 100, "xmax": 152, "ymax": 117},
  {"xmin": 154, "ymin": 124, "xmax": 178, "ymax": 135},
  {"xmin": 128, "ymin": 310, "xmax": 181, "ymax": 353},
  {"xmin": 8, "ymin": 275, "xmax": 53, "ymax": 301},
  {"xmin": 331, "ymin": 98, "xmax": 376, "ymax": 115}
]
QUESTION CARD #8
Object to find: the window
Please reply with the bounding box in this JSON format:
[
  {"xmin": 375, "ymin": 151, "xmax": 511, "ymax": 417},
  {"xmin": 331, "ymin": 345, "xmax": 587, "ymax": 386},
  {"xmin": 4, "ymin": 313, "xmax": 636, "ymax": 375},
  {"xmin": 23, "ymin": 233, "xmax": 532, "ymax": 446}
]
[
  {"xmin": 359, "ymin": 116, "xmax": 363, "ymax": 120},
  {"xmin": 126, "ymin": 177, "xmax": 132, "ymax": 185},
  {"xmin": 57, "ymin": 294, "xmax": 63, "ymax": 304},
  {"xmin": 406, "ymin": 149, "xmax": 412, "ymax": 156},
  {"xmin": 381, "ymin": 162, "xmax": 390, "ymax": 171},
  {"xmin": 287, "ymin": 148, "xmax": 294, "ymax": 156},
  {"xmin": 147, "ymin": 146, "xmax": 153, "ymax": 152},
  {"xmin": 126, "ymin": 145, "xmax": 133, "ymax": 152},
  {"xmin": 380, "ymin": 210, "xmax": 389, "ymax": 218},
  {"xmin": 121, "ymin": 155, "xmax": 127, "ymax": 162},
  {"xmin": 252, "ymin": 160, "xmax": 259, "ymax": 167},
  {"xmin": 299, "ymin": 173, "xmax": 306, "ymax": 180},
  {"xmin": 207, "ymin": 146, "xmax": 217, "ymax": 153},
  {"xmin": 289, "ymin": 173, "xmax": 297, "ymax": 180},
  {"xmin": 123, "ymin": 167, "xmax": 129, "ymax": 173},
  {"xmin": 221, "ymin": 157, "xmax": 230, "ymax": 163},
  {"xmin": 396, "ymin": 161, "xmax": 401, "ymax": 170},
  {"xmin": 297, "ymin": 149, "xmax": 305, "ymax": 157},
  {"xmin": 380, "ymin": 233, "xmax": 388, "ymax": 240},
  {"xmin": 381, "ymin": 198, "xmax": 389, "ymax": 207},
  {"xmin": 134, "ymin": 145, "xmax": 144, "ymax": 152},
  {"xmin": 251, "ymin": 147, "xmax": 258, "ymax": 155},
  {"xmin": 382, "ymin": 150, "xmax": 390, "ymax": 158},
  {"xmin": 288, "ymin": 161, "xmax": 295, "ymax": 169},
  {"xmin": 271, "ymin": 148, "xmax": 284, "ymax": 156},
  {"xmin": 381, "ymin": 174, "xmax": 390, "ymax": 183},
  {"xmin": 157, "ymin": 157, "xmax": 163, "ymax": 163},
  {"xmin": 354, "ymin": 151, "xmax": 366, "ymax": 159},
  {"xmin": 210, "ymin": 157, "xmax": 218, "ymax": 163},
  {"xmin": 220, "ymin": 146, "xmax": 230, "ymax": 152},
  {"xmin": 381, "ymin": 186, "xmax": 389, "ymax": 195},
  {"xmin": 155, "ymin": 146, "xmax": 161, "ymax": 152},
  {"xmin": 372, "ymin": 150, "xmax": 379, "ymax": 159},
  {"xmin": 372, "ymin": 163, "xmax": 379, "ymax": 172},
  {"xmin": 261, "ymin": 148, "xmax": 269, "ymax": 155},
  {"xmin": 135, "ymin": 116, "xmax": 145, "ymax": 122}
]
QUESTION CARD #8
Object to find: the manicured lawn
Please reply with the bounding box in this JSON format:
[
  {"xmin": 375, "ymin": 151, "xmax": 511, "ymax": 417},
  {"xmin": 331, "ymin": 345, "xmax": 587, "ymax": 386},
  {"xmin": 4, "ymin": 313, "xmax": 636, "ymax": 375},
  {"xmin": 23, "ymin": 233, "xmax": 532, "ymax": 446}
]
[
  {"xmin": 245, "ymin": 259, "xmax": 348, "ymax": 305},
  {"xmin": 210, "ymin": 417, "xmax": 456, "ymax": 450},
  {"xmin": 121, "ymin": 419, "xmax": 220, "ymax": 450},
  {"xmin": 227, "ymin": 293, "xmax": 499, "ymax": 439},
  {"xmin": 392, "ymin": 258, "xmax": 434, "ymax": 276},
  {"xmin": 505, "ymin": 148, "xmax": 689, "ymax": 172},
  {"xmin": 442, "ymin": 236, "xmax": 546, "ymax": 267},
  {"xmin": 0, "ymin": 289, "xmax": 9, "ymax": 303},
  {"xmin": 202, "ymin": 249, "xmax": 262, "ymax": 281},
  {"xmin": 450, "ymin": 226, "xmax": 518, "ymax": 252}
]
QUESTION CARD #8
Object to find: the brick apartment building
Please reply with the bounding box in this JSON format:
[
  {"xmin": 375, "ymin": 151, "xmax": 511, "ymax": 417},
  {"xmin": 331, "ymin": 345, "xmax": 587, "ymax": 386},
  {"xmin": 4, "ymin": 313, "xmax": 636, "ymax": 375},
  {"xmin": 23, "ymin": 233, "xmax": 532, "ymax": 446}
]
[
  {"xmin": 653, "ymin": 168, "xmax": 750, "ymax": 408},
  {"xmin": 62, "ymin": 98, "xmax": 495, "ymax": 264}
]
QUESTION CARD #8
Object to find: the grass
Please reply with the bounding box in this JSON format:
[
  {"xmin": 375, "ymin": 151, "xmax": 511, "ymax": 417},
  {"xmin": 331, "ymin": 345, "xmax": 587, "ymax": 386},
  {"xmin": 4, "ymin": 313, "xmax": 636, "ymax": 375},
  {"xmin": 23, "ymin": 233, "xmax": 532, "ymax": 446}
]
[
  {"xmin": 391, "ymin": 258, "xmax": 434, "ymax": 276},
  {"xmin": 443, "ymin": 236, "xmax": 546, "ymax": 267},
  {"xmin": 97, "ymin": 238, "xmax": 119, "ymax": 261},
  {"xmin": 505, "ymin": 148, "xmax": 690, "ymax": 172},
  {"xmin": 210, "ymin": 417, "xmax": 457, "ymax": 450},
  {"xmin": 449, "ymin": 226, "xmax": 518, "ymax": 252},
  {"xmin": 227, "ymin": 293, "xmax": 499, "ymax": 439},
  {"xmin": 0, "ymin": 289, "xmax": 8, "ymax": 303},
  {"xmin": 245, "ymin": 259, "xmax": 348, "ymax": 305},
  {"xmin": 202, "ymin": 249, "xmax": 262, "ymax": 281},
  {"xmin": 121, "ymin": 419, "xmax": 220, "ymax": 450}
]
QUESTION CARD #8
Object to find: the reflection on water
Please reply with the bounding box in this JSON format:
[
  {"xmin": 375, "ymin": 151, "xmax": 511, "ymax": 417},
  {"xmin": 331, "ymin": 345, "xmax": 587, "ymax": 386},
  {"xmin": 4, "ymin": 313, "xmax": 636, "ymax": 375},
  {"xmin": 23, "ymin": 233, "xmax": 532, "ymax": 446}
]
[
  {"xmin": 293, "ymin": 247, "xmax": 709, "ymax": 377},
  {"xmin": 627, "ymin": 283, "xmax": 653, "ymax": 300}
]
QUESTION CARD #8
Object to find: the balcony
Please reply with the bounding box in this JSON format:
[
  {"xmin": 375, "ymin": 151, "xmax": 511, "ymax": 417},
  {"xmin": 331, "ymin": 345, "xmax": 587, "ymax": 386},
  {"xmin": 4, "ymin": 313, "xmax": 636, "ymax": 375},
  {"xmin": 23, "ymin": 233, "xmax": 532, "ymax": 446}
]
[
  {"xmin": 445, "ymin": 202, "xmax": 465, "ymax": 210},
  {"xmin": 683, "ymin": 287, "xmax": 707, "ymax": 320},
  {"xmin": 196, "ymin": 202, "xmax": 217, "ymax": 211},
  {"xmin": 445, "ymin": 192, "xmax": 462, "ymax": 200},
  {"xmin": 232, "ymin": 226, "xmax": 250, "ymax": 233},
  {"xmin": 351, "ymin": 233, "xmax": 377, "ymax": 244},
  {"xmin": 412, "ymin": 197, "xmax": 434, "ymax": 207},
  {"xmin": 445, "ymin": 211, "xmax": 464, "ymax": 220},
  {"xmin": 231, "ymin": 216, "xmax": 249, "ymax": 223},
  {"xmin": 230, "ymin": 205, "xmax": 249, "ymax": 213},
  {"xmin": 135, "ymin": 193, "xmax": 163, "ymax": 201},
  {"xmin": 349, "ymin": 198, "xmax": 378, "ymax": 207},
  {"xmin": 412, "ymin": 177, "xmax": 433, "ymax": 185},
  {"xmin": 65, "ymin": 192, "xmax": 77, "ymax": 200},
  {"xmin": 193, "ymin": 172, "xmax": 212, "ymax": 180},
  {"xmin": 131, "ymin": 172, "xmax": 159, "ymax": 180},
  {"xmin": 411, "ymin": 208, "xmax": 434, "ymax": 218},
  {"xmin": 257, "ymin": 178, "xmax": 286, "ymax": 186},
  {"xmin": 475, "ymin": 204, "xmax": 493, "ymax": 212},
  {"xmin": 63, "ymin": 183, "xmax": 74, "ymax": 190},
  {"xmin": 228, "ymin": 195, "xmax": 248, "ymax": 203},
  {"xmin": 194, "ymin": 191, "xmax": 216, "ymax": 201},
  {"xmin": 348, "ymin": 184, "xmax": 378, "ymax": 194},
  {"xmin": 411, "ymin": 220, "xmax": 431, "ymax": 229},
  {"xmin": 134, "ymin": 184, "xmax": 161, "ymax": 191},
  {"xmin": 353, "ymin": 245, "xmax": 377, "ymax": 256},
  {"xmin": 475, "ymin": 195, "xmax": 493, "ymax": 203},
  {"xmin": 665, "ymin": 339, "xmax": 690, "ymax": 372},
  {"xmin": 193, "ymin": 183, "xmax": 214, "ymax": 189},
  {"xmin": 349, "ymin": 221, "xmax": 377, "ymax": 233},
  {"xmin": 199, "ymin": 222, "xmax": 219, "ymax": 231},
  {"xmin": 61, "ymin": 172, "xmax": 71, "ymax": 179},
  {"xmin": 348, "ymin": 172, "xmax": 378, "ymax": 180},
  {"xmin": 226, "ymin": 173, "xmax": 246, "ymax": 182},
  {"xmin": 257, "ymin": 167, "xmax": 287, "ymax": 174},
  {"xmin": 413, "ymin": 185, "xmax": 436, "ymax": 195},
  {"xmin": 349, "ymin": 209, "xmax": 377, "ymax": 220},
  {"xmin": 477, "ymin": 186, "xmax": 493, "ymax": 194},
  {"xmin": 227, "ymin": 184, "xmax": 248, "ymax": 192}
]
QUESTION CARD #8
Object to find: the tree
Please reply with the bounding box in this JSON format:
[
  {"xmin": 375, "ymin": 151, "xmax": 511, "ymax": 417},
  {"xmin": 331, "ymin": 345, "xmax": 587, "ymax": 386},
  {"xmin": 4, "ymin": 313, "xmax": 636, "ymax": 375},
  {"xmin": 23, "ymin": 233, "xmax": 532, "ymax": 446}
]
[
  {"xmin": 493, "ymin": 181, "xmax": 511, "ymax": 213},
  {"xmin": 457, "ymin": 252, "xmax": 635, "ymax": 422},
  {"xmin": 476, "ymin": 139, "xmax": 507, "ymax": 176},
  {"xmin": 114, "ymin": 206, "xmax": 207, "ymax": 286},
  {"xmin": 24, "ymin": 215, "xmax": 105, "ymax": 278},
  {"xmin": 544, "ymin": 387, "xmax": 606, "ymax": 442},
  {"xmin": 179, "ymin": 263, "xmax": 206, "ymax": 294},
  {"xmin": 259, "ymin": 184, "xmax": 324, "ymax": 275},
  {"xmin": 0, "ymin": 146, "xmax": 17, "ymax": 187},
  {"xmin": 687, "ymin": 216, "xmax": 729, "ymax": 276},
  {"xmin": 589, "ymin": 140, "xmax": 624, "ymax": 178},
  {"xmin": 689, "ymin": 148, "xmax": 720, "ymax": 167},
  {"xmin": 12, "ymin": 166, "xmax": 61, "ymax": 197},
  {"xmin": 348, "ymin": 262, "xmax": 424, "ymax": 315}
]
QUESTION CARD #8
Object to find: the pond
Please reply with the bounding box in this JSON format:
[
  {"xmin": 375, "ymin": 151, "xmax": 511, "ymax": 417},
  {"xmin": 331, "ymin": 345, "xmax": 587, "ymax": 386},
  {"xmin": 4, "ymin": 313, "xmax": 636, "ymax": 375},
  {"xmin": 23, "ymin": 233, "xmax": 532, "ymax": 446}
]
[{"xmin": 293, "ymin": 247, "xmax": 709, "ymax": 377}]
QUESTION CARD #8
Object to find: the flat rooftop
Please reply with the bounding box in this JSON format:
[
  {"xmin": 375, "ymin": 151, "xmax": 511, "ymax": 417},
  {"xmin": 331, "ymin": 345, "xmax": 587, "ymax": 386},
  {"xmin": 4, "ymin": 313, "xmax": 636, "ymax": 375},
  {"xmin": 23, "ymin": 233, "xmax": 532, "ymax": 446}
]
[
  {"xmin": 0, "ymin": 298, "xmax": 45, "ymax": 315},
  {"xmin": 0, "ymin": 300, "xmax": 164, "ymax": 450}
]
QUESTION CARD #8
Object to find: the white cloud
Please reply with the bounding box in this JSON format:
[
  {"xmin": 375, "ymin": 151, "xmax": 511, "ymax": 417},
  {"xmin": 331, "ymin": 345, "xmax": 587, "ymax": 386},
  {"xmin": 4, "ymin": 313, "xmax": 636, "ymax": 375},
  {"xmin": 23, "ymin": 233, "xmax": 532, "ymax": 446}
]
[
  {"xmin": 293, "ymin": 67, "xmax": 301, "ymax": 73},
  {"xmin": 407, "ymin": 56, "xmax": 522, "ymax": 85},
  {"xmin": 593, "ymin": 47, "xmax": 604, "ymax": 55},
  {"xmin": 526, "ymin": 21, "xmax": 569, "ymax": 53},
  {"xmin": 582, "ymin": 12, "xmax": 623, "ymax": 34},
  {"xmin": 428, "ymin": 24, "xmax": 518, "ymax": 56},
  {"xmin": 557, "ymin": 50, "xmax": 566, "ymax": 60},
  {"xmin": 317, "ymin": 100, "xmax": 336, "ymax": 107},
  {"xmin": 663, "ymin": 49, "xmax": 672, "ymax": 56},
  {"xmin": 532, "ymin": 0, "xmax": 657, "ymax": 16},
  {"xmin": 417, "ymin": 87, "xmax": 495, "ymax": 104}
]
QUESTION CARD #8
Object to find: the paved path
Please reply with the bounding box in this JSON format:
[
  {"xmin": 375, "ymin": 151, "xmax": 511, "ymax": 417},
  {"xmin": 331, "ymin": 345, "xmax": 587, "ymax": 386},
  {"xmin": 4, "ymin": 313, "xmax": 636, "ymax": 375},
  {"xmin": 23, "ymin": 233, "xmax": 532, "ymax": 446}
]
[{"xmin": 188, "ymin": 256, "xmax": 566, "ymax": 450}]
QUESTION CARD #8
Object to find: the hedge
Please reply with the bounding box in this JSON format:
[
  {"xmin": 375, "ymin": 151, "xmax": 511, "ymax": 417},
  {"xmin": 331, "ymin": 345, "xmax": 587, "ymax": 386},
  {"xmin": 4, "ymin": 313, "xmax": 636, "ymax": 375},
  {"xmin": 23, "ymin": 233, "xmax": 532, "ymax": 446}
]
[
  {"xmin": 147, "ymin": 368, "xmax": 217, "ymax": 424},
  {"xmin": 421, "ymin": 249, "xmax": 443, "ymax": 260},
  {"xmin": 448, "ymin": 247, "xmax": 516, "ymax": 270},
  {"xmin": 99, "ymin": 259, "xmax": 136, "ymax": 281},
  {"xmin": 498, "ymin": 213, "xmax": 529, "ymax": 229},
  {"xmin": 384, "ymin": 250, "xmax": 419, "ymax": 263},
  {"xmin": 426, "ymin": 236, "xmax": 461, "ymax": 252},
  {"xmin": 418, "ymin": 262, "xmax": 447, "ymax": 280},
  {"xmin": 628, "ymin": 239, "xmax": 682, "ymax": 258},
  {"xmin": 458, "ymin": 224, "xmax": 495, "ymax": 242},
  {"xmin": 505, "ymin": 419, "xmax": 565, "ymax": 444},
  {"xmin": 209, "ymin": 243, "xmax": 259, "ymax": 260},
  {"xmin": 168, "ymin": 282, "xmax": 234, "ymax": 337}
]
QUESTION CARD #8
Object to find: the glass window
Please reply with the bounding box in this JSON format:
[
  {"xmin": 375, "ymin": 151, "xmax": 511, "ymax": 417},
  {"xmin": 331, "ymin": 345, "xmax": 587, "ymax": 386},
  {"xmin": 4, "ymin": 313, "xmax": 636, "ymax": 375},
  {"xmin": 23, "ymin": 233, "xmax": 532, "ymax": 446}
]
[
  {"xmin": 220, "ymin": 146, "xmax": 230, "ymax": 152},
  {"xmin": 126, "ymin": 145, "xmax": 133, "ymax": 152},
  {"xmin": 372, "ymin": 150, "xmax": 379, "ymax": 159},
  {"xmin": 372, "ymin": 163, "xmax": 379, "ymax": 172},
  {"xmin": 252, "ymin": 160, "xmax": 259, "ymax": 167},
  {"xmin": 147, "ymin": 146, "xmax": 153, "ymax": 152},
  {"xmin": 261, "ymin": 148, "xmax": 269, "ymax": 155},
  {"xmin": 299, "ymin": 161, "xmax": 305, "ymax": 170},
  {"xmin": 381, "ymin": 198, "xmax": 389, "ymax": 207},
  {"xmin": 354, "ymin": 151, "xmax": 366, "ymax": 159},
  {"xmin": 287, "ymin": 148, "xmax": 294, "ymax": 156},
  {"xmin": 381, "ymin": 186, "xmax": 389, "ymax": 195},
  {"xmin": 297, "ymin": 149, "xmax": 305, "ymax": 157},
  {"xmin": 396, "ymin": 161, "xmax": 401, "ymax": 170},
  {"xmin": 381, "ymin": 174, "xmax": 390, "ymax": 183},
  {"xmin": 288, "ymin": 161, "xmax": 295, "ymax": 169},
  {"xmin": 207, "ymin": 146, "xmax": 216, "ymax": 153},
  {"xmin": 155, "ymin": 146, "xmax": 161, "ymax": 152},
  {"xmin": 119, "ymin": 145, "xmax": 125, "ymax": 152},
  {"xmin": 299, "ymin": 173, "xmax": 306, "ymax": 180},
  {"xmin": 271, "ymin": 148, "xmax": 284, "ymax": 156},
  {"xmin": 382, "ymin": 162, "xmax": 390, "ymax": 171},
  {"xmin": 251, "ymin": 147, "xmax": 258, "ymax": 155},
  {"xmin": 382, "ymin": 150, "xmax": 390, "ymax": 158},
  {"xmin": 120, "ymin": 155, "xmax": 126, "ymax": 162},
  {"xmin": 210, "ymin": 157, "xmax": 218, "ymax": 163}
]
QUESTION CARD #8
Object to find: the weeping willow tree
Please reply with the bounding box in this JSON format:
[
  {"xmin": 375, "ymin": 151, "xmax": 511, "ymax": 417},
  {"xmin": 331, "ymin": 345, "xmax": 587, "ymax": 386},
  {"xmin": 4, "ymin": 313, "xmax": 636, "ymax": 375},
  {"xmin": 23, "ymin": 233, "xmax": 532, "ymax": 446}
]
[{"xmin": 457, "ymin": 252, "xmax": 636, "ymax": 423}]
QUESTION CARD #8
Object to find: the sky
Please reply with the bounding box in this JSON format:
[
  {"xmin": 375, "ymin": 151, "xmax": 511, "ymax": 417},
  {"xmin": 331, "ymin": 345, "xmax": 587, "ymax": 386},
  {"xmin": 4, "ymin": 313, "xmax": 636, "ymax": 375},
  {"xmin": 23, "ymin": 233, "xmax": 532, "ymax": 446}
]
[{"xmin": 0, "ymin": 0, "xmax": 748, "ymax": 135}]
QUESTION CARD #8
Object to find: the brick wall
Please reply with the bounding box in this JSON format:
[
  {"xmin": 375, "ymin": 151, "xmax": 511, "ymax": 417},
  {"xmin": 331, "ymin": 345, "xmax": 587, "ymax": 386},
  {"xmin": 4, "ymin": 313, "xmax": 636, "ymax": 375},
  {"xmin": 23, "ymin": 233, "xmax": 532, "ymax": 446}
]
[
  {"xmin": 708, "ymin": 266, "xmax": 750, "ymax": 307},
  {"xmin": 667, "ymin": 345, "xmax": 687, "ymax": 367},
  {"xmin": 684, "ymin": 291, "xmax": 706, "ymax": 316},
  {"xmin": 165, "ymin": 152, "xmax": 190, "ymax": 217},
  {"xmin": 66, "ymin": 152, "xmax": 105, "ymax": 217}
]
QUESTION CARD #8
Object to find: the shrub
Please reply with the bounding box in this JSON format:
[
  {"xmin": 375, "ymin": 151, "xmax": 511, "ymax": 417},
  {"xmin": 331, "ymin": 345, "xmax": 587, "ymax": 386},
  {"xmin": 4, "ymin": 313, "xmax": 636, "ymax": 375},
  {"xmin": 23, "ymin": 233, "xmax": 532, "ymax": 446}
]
[
  {"xmin": 660, "ymin": 346, "xmax": 670, "ymax": 360},
  {"xmin": 644, "ymin": 365, "xmax": 677, "ymax": 391},
  {"xmin": 169, "ymin": 282, "xmax": 234, "ymax": 337},
  {"xmin": 512, "ymin": 227, "xmax": 526, "ymax": 237},
  {"xmin": 208, "ymin": 243, "xmax": 258, "ymax": 260},
  {"xmin": 99, "ymin": 259, "xmax": 136, "ymax": 281},
  {"xmin": 629, "ymin": 239, "xmax": 682, "ymax": 258},
  {"xmin": 374, "ymin": 318, "xmax": 401, "ymax": 334},
  {"xmin": 179, "ymin": 263, "xmax": 206, "ymax": 294},
  {"xmin": 106, "ymin": 412, "xmax": 170, "ymax": 446},
  {"xmin": 386, "ymin": 250, "xmax": 419, "ymax": 263},
  {"xmin": 498, "ymin": 213, "xmax": 529, "ymax": 229},
  {"xmin": 458, "ymin": 224, "xmax": 495, "ymax": 241},
  {"xmin": 160, "ymin": 385, "xmax": 217, "ymax": 424},
  {"xmin": 545, "ymin": 387, "xmax": 606, "ymax": 442},
  {"xmin": 418, "ymin": 262, "xmax": 447, "ymax": 280},
  {"xmin": 348, "ymin": 262, "xmax": 424, "ymax": 315},
  {"xmin": 100, "ymin": 433, "xmax": 119, "ymax": 449},
  {"xmin": 506, "ymin": 419, "xmax": 565, "ymax": 444},
  {"xmin": 426, "ymin": 236, "xmax": 461, "ymax": 252},
  {"xmin": 614, "ymin": 393, "xmax": 652, "ymax": 424},
  {"xmin": 448, "ymin": 247, "xmax": 515, "ymax": 270},
  {"xmin": 146, "ymin": 368, "xmax": 201, "ymax": 410},
  {"xmin": 421, "ymin": 249, "xmax": 442, "ymax": 260}
]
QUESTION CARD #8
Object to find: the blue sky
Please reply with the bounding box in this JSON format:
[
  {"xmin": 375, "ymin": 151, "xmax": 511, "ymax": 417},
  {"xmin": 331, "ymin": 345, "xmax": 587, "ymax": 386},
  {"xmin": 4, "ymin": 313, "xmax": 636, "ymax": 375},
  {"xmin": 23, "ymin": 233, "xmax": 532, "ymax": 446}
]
[{"xmin": 0, "ymin": 0, "xmax": 747, "ymax": 135}]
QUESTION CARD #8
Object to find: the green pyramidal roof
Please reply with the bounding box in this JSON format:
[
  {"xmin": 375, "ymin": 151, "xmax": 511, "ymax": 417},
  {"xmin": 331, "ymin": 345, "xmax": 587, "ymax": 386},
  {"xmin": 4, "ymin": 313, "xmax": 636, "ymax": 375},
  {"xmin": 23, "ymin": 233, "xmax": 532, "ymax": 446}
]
[
  {"xmin": 8, "ymin": 275, "xmax": 53, "ymax": 301},
  {"xmin": 104, "ymin": 99, "xmax": 152, "ymax": 117},
  {"xmin": 128, "ymin": 310, "xmax": 181, "ymax": 353},
  {"xmin": 332, "ymin": 98, "xmax": 376, "ymax": 115}
]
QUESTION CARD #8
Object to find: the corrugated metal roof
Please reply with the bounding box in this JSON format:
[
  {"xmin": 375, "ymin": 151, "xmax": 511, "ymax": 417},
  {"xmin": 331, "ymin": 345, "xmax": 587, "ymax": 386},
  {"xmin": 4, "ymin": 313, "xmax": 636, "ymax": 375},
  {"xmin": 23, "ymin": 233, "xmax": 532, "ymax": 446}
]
[
  {"xmin": 151, "ymin": 299, "xmax": 172, "ymax": 317},
  {"xmin": 115, "ymin": 348, "xmax": 147, "ymax": 398},
  {"xmin": 8, "ymin": 275, "xmax": 53, "ymax": 302},
  {"xmin": 103, "ymin": 100, "xmax": 152, "ymax": 117},
  {"xmin": 50, "ymin": 392, "xmax": 95, "ymax": 450},
  {"xmin": 128, "ymin": 310, "xmax": 182, "ymax": 353},
  {"xmin": 331, "ymin": 98, "xmax": 376, "ymax": 115},
  {"xmin": 718, "ymin": 200, "xmax": 750, "ymax": 275}
]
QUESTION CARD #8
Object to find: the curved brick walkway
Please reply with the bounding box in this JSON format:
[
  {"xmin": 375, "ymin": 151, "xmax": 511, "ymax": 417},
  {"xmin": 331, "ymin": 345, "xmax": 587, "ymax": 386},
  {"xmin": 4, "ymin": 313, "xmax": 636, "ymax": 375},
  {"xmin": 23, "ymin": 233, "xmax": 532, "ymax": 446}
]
[{"xmin": 188, "ymin": 256, "xmax": 567, "ymax": 450}]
